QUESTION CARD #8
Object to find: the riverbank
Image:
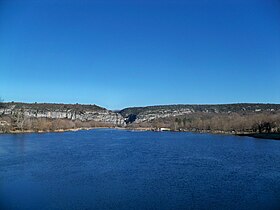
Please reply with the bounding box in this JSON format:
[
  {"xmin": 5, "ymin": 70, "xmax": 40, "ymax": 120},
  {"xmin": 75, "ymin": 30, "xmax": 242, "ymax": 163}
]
[
  {"xmin": 237, "ymin": 133, "xmax": 280, "ymax": 140},
  {"xmin": 1, "ymin": 126, "xmax": 280, "ymax": 140},
  {"xmin": 0, "ymin": 126, "xmax": 122, "ymax": 134},
  {"xmin": 127, "ymin": 128, "xmax": 280, "ymax": 140}
]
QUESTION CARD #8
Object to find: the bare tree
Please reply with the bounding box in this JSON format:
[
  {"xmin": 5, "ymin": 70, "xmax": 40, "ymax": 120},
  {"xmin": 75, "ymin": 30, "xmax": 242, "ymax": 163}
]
[
  {"xmin": 0, "ymin": 97, "xmax": 3, "ymax": 108},
  {"xmin": 0, "ymin": 97, "xmax": 6, "ymax": 116},
  {"xmin": 12, "ymin": 108, "xmax": 26, "ymax": 131}
]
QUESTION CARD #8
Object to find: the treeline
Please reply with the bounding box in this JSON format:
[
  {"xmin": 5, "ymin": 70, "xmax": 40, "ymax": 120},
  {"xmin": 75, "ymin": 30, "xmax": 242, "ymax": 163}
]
[
  {"xmin": 127, "ymin": 112, "xmax": 280, "ymax": 134},
  {"xmin": 2, "ymin": 102, "xmax": 105, "ymax": 112},
  {"xmin": 0, "ymin": 116, "xmax": 115, "ymax": 133}
]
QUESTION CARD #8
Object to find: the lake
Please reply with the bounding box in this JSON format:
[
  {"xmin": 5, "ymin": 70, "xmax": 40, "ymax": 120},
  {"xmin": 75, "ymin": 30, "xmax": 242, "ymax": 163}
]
[{"xmin": 1, "ymin": 129, "xmax": 280, "ymax": 210}]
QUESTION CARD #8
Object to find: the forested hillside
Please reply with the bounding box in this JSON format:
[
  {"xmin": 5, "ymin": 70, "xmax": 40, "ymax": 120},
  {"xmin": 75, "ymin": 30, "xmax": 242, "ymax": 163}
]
[{"xmin": 120, "ymin": 103, "xmax": 280, "ymax": 134}]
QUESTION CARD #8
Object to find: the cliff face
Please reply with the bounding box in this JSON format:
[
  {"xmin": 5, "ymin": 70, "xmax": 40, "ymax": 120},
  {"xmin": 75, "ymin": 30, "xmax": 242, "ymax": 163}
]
[
  {"xmin": 121, "ymin": 107, "xmax": 193, "ymax": 123},
  {"xmin": 119, "ymin": 103, "xmax": 280, "ymax": 123},
  {"xmin": 0, "ymin": 103, "xmax": 125, "ymax": 126},
  {"xmin": 119, "ymin": 104, "xmax": 280, "ymax": 134},
  {"xmin": 1, "ymin": 102, "xmax": 280, "ymax": 133}
]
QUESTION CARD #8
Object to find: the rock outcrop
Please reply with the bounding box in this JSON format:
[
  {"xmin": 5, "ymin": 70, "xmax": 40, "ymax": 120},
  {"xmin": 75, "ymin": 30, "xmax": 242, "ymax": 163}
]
[
  {"xmin": 0, "ymin": 102, "xmax": 125, "ymax": 126},
  {"xmin": 119, "ymin": 103, "xmax": 280, "ymax": 123}
]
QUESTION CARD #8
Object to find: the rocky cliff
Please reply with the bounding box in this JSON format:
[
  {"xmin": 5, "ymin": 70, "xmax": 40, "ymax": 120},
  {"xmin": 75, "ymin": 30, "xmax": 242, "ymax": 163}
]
[
  {"xmin": 119, "ymin": 103, "xmax": 280, "ymax": 123},
  {"xmin": 1, "ymin": 102, "xmax": 280, "ymax": 134},
  {"xmin": 0, "ymin": 102, "xmax": 125, "ymax": 126}
]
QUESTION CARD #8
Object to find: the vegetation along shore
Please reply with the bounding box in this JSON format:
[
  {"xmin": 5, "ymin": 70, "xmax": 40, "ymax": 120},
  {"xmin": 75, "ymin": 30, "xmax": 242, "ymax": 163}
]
[{"xmin": 1, "ymin": 102, "xmax": 280, "ymax": 139}]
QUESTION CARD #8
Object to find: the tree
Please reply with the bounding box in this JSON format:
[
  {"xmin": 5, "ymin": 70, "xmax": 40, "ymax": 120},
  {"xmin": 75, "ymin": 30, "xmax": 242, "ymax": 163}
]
[
  {"xmin": 0, "ymin": 97, "xmax": 4, "ymax": 108},
  {"xmin": 0, "ymin": 97, "xmax": 5, "ymax": 116},
  {"xmin": 174, "ymin": 118, "xmax": 182, "ymax": 131},
  {"xmin": 183, "ymin": 117, "xmax": 187, "ymax": 127},
  {"xmin": 258, "ymin": 122, "xmax": 272, "ymax": 133},
  {"xmin": 12, "ymin": 108, "xmax": 26, "ymax": 131}
]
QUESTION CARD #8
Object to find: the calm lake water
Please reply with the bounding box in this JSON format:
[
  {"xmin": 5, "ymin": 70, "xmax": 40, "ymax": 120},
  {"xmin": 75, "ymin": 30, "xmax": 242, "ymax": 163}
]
[{"xmin": 1, "ymin": 129, "xmax": 280, "ymax": 210}]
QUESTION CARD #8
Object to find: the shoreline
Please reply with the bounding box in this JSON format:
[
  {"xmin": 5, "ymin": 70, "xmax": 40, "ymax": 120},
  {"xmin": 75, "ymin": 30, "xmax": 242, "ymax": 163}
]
[
  {"xmin": 0, "ymin": 126, "xmax": 119, "ymax": 135},
  {"xmin": 1, "ymin": 126, "xmax": 279, "ymax": 140},
  {"xmin": 237, "ymin": 133, "xmax": 280, "ymax": 140}
]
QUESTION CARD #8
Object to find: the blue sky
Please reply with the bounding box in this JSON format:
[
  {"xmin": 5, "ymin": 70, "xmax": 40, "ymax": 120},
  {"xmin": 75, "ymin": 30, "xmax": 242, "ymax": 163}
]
[{"xmin": 0, "ymin": 0, "xmax": 280, "ymax": 109}]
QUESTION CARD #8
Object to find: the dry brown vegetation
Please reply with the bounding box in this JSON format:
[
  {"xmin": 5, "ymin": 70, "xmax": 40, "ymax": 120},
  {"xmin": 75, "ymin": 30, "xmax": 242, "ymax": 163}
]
[
  {"xmin": 1, "ymin": 101, "xmax": 280, "ymax": 135},
  {"xmin": 132, "ymin": 111, "xmax": 280, "ymax": 134},
  {"xmin": 0, "ymin": 116, "xmax": 115, "ymax": 133},
  {"xmin": 0, "ymin": 101, "xmax": 118, "ymax": 133}
]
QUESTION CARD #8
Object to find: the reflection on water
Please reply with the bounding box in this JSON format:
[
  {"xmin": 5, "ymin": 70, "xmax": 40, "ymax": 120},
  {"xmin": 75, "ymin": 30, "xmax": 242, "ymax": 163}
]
[
  {"xmin": 1, "ymin": 129, "xmax": 280, "ymax": 210},
  {"xmin": 13, "ymin": 135, "xmax": 27, "ymax": 154}
]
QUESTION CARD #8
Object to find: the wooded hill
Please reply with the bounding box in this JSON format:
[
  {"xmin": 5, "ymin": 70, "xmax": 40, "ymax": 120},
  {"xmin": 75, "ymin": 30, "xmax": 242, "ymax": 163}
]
[{"xmin": 119, "ymin": 103, "xmax": 280, "ymax": 134}]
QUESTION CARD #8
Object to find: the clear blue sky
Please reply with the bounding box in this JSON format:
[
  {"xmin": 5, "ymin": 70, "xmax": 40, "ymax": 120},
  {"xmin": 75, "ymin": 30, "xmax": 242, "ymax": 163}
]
[{"xmin": 0, "ymin": 0, "xmax": 280, "ymax": 110}]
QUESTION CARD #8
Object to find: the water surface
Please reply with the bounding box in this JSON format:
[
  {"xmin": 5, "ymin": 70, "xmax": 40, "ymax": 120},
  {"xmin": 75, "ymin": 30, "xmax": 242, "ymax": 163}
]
[{"xmin": 1, "ymin": 129, "xmax": 280, "ymax": 210}]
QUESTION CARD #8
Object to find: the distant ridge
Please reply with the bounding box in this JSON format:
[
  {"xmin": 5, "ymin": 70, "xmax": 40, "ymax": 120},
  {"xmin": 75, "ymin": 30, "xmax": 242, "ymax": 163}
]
[
  {"xmin": 1, "ymin": 102, "xmax": 280, "ymax": 136},
  {"xmin": 119, "ymin": 103, "xmax": 280, "ymax": 118}
]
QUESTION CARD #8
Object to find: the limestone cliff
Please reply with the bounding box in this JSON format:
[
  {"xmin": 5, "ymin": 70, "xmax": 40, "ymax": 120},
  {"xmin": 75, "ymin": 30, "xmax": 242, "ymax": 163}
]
[
  {"xmin": 0, "ymin": 102, "xmax": 125, "ymax": 126},
  {"xmin": 119, "ymin": 103, "xmax": 280, "ymax": 124}
]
